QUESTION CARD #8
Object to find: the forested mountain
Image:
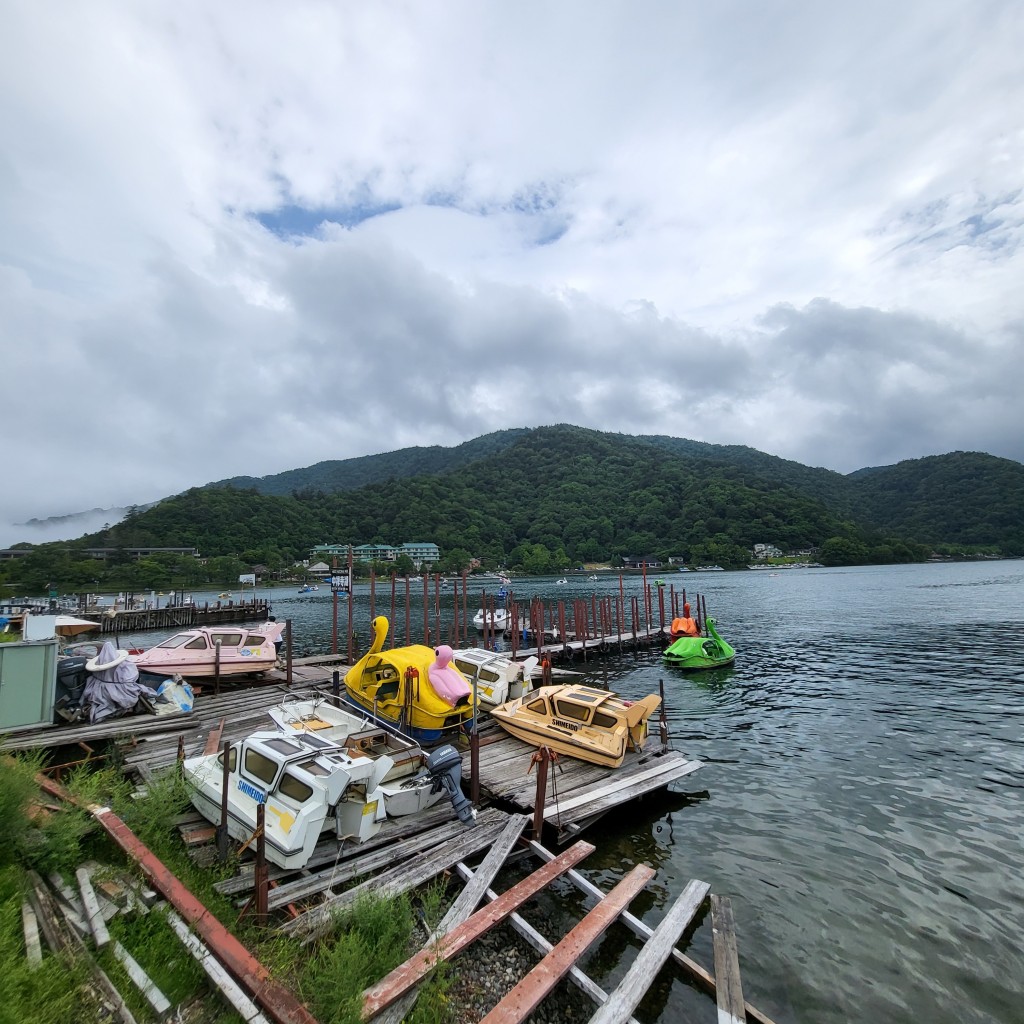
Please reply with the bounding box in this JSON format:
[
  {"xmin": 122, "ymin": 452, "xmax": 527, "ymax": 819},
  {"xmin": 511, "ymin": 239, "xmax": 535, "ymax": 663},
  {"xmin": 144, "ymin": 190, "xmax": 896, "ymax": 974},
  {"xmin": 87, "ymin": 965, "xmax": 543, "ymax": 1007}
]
[
  {"xmin": 4, "ymin": 426, "xmax": 1022, "ymax": 590},
  {"xmin": 208, "ymin": 428, "xmax": 531, "ymax": 496}
]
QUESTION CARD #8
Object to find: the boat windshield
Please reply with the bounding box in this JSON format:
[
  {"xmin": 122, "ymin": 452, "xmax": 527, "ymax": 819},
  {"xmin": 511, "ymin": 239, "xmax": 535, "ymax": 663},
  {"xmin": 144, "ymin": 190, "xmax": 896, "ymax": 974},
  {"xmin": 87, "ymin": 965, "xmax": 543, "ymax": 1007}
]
[{"xmin": 156, "ymin": 633, "xmax": 200, "ymax": 649}]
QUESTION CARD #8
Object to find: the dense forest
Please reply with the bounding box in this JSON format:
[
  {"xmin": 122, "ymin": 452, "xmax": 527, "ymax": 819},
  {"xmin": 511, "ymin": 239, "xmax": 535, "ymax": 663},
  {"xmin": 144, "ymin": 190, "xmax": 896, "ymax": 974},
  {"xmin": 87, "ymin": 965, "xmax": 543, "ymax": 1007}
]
[{"xmin": 3, "ymin": 425, "xmax": 1023, "ymax": 592}]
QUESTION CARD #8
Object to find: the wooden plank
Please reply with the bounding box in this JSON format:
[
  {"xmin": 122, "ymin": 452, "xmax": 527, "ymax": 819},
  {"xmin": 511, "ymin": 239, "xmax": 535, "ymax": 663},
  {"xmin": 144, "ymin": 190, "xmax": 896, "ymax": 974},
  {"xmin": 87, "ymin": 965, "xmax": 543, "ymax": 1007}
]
[
  {"xmin": 451, "ymin": 861, "xmax": 643, "ymax": 1024},
  {"xmin": 360, "ymin": 840, "xmax": 596, "ymax": 1020},
  {"xmin": 113, "ymin": 940, "xmax": 173, "ymax": 1018},
  {"xmin": 267, "ymin": 809, "xmax": 504, "ymax": 910},
  {"xmin": 76, "ymin": 866, "xmax": 111, "ymax": 949},
  {"xmin": 203, "ymin": 717, "xmax": 227, "ymax": 755},
  {"xmin": 712, "ymin": 895, "xmax": 746, "ymax": 1024},
  {"xmin": 166, "ymin": 910, "xmax": 271, "ymax": 1024},
  {"xmin": 368, "ymin": 813, "xmax": 530, "ymax": 1024},
  {"xmin": 280, "ymin": 813, "xmax": 513, "ymax": 940},
  {"xmin": 526, "ymin": 841, "xmax": 778, "ymax": 1024},
  {"xmin": 589, "ymin": 878, "xmax": 710, "ymax": 1024},
  {"xmin": 544, "ymin": 757, "xmax": 700, "ymax": 817},
  {"xmin": 21, "ymin": 900, "xmax": 43, "ymax": 968},
  {"xmin": 479, "ymin": 864, "xmax": 655, "ymax": 1024}
]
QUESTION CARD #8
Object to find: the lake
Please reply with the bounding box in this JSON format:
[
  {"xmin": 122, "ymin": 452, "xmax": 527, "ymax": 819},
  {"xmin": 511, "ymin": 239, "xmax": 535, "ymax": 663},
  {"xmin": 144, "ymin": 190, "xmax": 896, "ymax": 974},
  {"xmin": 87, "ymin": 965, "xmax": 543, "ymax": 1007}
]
[{"xmin": 175, "ymin": 562, "xmax": 1024, "ymax": 1023}]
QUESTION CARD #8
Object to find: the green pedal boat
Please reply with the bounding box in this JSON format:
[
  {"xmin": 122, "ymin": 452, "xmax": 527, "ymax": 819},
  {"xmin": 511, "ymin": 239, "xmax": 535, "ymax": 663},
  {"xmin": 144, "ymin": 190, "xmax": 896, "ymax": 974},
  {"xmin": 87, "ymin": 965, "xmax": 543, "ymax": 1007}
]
[{"xmin": 662, "ymin": 617, "xmax": 736, "ymax": 670}]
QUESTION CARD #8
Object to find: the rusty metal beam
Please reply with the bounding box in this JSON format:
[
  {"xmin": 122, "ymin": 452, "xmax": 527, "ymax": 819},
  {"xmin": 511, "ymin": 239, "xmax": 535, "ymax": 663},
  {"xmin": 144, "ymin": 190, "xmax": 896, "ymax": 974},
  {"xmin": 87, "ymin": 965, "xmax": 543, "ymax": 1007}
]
[
  {"xmin": 478, "ymin": 863, "xmax": 655, "ymax": 1024},
  {"xmin": 361, "ymin": 840, "xmax": 596, "ymax": 1020},
  {"xmin": 36, "ymin": 774, "xmax": 320, "ymax": 1024}
]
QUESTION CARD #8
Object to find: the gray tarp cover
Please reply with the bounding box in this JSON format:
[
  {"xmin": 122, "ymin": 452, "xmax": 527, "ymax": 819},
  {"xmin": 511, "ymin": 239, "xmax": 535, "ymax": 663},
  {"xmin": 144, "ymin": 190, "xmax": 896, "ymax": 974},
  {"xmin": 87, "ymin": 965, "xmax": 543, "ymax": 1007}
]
[{"xmin": 83, "ymin": 641, "xmax": 159, "ymax": 723}]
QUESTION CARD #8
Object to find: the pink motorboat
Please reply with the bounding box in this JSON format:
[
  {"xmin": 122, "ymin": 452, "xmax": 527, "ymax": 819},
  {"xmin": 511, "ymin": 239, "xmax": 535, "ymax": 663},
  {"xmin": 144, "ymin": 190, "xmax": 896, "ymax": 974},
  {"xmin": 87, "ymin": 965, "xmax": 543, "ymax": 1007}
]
[{"xmin": 130, "ymin": 621, "xmax": 283, "ymax": 678}]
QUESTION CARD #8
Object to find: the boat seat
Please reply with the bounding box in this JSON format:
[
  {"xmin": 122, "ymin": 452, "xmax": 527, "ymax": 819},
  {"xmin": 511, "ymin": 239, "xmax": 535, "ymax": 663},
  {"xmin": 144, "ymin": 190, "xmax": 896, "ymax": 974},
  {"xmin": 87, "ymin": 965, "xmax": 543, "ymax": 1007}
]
[{"xmin": 375, "ymin": 681, "xmax": 400, "ymax": 702}]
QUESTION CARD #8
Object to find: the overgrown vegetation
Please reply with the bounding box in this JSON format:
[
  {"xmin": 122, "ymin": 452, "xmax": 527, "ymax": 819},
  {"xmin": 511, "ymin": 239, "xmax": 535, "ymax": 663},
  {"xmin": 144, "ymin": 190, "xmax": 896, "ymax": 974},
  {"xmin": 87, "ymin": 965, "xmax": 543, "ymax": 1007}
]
[{"xmin": 0, "ymin": 755, "xmax": 459, "ymax": 1024}]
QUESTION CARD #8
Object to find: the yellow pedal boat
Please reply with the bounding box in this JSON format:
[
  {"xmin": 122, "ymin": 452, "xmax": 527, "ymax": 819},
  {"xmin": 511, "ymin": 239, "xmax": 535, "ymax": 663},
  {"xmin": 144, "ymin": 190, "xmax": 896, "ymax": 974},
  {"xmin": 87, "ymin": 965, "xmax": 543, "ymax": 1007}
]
[{"xmin": 489, "ymin": 684, "xmax": 661, "ymax": 768}]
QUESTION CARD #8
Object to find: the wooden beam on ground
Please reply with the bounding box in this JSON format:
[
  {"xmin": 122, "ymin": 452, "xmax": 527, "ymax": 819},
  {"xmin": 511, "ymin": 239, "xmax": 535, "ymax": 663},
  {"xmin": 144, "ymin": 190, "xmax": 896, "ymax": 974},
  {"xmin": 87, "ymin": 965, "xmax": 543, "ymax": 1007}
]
[
  {"xmin": 527, "ymin": 841, "xmax": 778, "ymax": 1024},
  {"xmin": 21, "ymin": 900, "xmax": 43, "ymax": 968},
  {"xmin": 360, "ymin": 840, "xmax": 596, "ymax": 1020},
  {"xmin": 451, "ymin": 861, "xmax": 643, "ymax": 1024},
  {"xmin": 167, "ymin": 910, "xmax": 271, "ymax": 1024},
  {"xmin": 112, "ymin": 941, "xmax": 172, "ymax": 1018},
  {"xmin": 479, "ymin": 863, "xmax": 655, "ymax": 1024},
  {"xmin": 712, "ymin": 895, "xmax": 746, "ymax": 1024},
  {"xmin": 76, "ymin": 866, "xmax": 111, "ymax": 949},
  {"xmin": 281, "ymin": 811, "xmax": 513, "ymax": 941},
  {"xmin": 589, "ymin": 878, "xmax": 710, "ymax": 1024},
  {"xmin": 368, "ymin": 813, "xmax": 530, "ymax": 1024}
]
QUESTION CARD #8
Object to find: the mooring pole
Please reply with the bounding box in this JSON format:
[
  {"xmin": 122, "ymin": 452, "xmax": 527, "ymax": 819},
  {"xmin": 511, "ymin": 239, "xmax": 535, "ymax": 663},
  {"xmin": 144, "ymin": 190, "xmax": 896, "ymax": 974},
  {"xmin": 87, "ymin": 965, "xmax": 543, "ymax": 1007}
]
[
  {"xmin": 217, "ymin": 740, "xmax": 230, "ymax": 863},
  {"xmin": 470, "ymin": 728, "xmax": 480, "ymax": 806},
  {"xmin": 532, "ymin": 748, "xmax": 550, "ymax": 841},
  {"xmin": 285, "ymin": 618, "xmax": 293, "ymax": 686},
  {"xmin": 659, "ymin": 678, "xmax": 669, "ymax": 750},
  {"xmin": 332, "ymin": 669, "xmax": 340, "ymax": 699},
  {"xmin": 254, "ymin": 803, "xmax": 268, "ymax": 924},
  {"xmin": 214, "ymin": 639, "xmax": 222, "ymax": 696}
]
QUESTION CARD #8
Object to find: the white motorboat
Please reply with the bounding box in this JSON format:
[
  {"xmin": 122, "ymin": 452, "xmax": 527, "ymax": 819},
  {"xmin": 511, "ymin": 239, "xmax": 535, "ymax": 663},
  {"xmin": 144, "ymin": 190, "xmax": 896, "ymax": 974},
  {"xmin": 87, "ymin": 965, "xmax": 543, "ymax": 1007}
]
[
  {"xmin": 182, "ymin": 697, "xmax": 475, "ymax": 868},
  {"xmin": 450, "ymin": 648, "xmax": 539, "ymax": 709},
  {"xmin": 472, "ymin": 606, "xmax": 513, "ymax": 632}
]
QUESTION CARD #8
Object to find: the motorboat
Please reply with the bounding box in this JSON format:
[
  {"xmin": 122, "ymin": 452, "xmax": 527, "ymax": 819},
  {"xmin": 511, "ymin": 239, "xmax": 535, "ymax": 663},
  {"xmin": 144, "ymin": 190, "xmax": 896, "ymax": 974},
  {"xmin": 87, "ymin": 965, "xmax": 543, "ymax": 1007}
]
[
  {"xmin": 662, "ymin": 617, "xmax": 736, "ymax": 670},
  {"xmin": 182, "ymin": 706, "xmax": 475, "ymax": 869},
  {"xmin": 298, "ymin": 584, "xmax": 319, "ymax": 593},
  {"xmin": 693, "ymin": 565, "xmax": 725, "ymax": 572},
  {"xmin": 490, "ymin": 684, "xmax": 662, "ymax": 768},
  {"xmin": 342, "ymin": 617, "xmax": 476, "ymax": 745},
  {"xmin": 449, "ymin": 648, "xmax": 538, "ymax": 710},
  {"xmin": 472, "ymin": 606, "xmax": 512, "ymax": 632},
  {"xmin": 130, "ymin": 622, "xmax": 284, "ymax": 678}
]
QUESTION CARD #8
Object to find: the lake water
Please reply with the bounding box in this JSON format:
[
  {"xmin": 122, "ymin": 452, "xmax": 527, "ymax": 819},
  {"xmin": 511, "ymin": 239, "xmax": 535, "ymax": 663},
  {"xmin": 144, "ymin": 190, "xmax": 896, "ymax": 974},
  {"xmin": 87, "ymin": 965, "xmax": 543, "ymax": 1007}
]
[{"xmin": 169, "ymin": 563, "xmax": 1024, "ymax": 1023}]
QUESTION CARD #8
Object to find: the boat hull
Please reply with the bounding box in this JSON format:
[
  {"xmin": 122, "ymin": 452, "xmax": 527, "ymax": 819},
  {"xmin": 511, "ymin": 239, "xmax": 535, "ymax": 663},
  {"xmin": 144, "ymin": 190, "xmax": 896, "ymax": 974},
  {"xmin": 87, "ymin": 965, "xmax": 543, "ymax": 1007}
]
[{"xmin": 661, "ymin": 618, "xmax": 735, "ymax": 670}]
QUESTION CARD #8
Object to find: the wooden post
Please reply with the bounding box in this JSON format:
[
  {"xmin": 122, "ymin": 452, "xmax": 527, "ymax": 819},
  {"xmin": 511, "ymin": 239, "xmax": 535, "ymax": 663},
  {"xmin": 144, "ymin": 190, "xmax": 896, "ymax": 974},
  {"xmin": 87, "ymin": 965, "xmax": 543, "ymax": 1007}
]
[
  {"xmin": 214, "ymin": 638, "xmax": 221, "ymax": 696},
  {"xmin": 217, "ymin": 739, "xmax": 231, "ymax": 863},
  {"xmin": 422, "ymin": 575, "xmax": 429, "ymax": 647},
  {"xmin": 332, "ymin": 670, "xmax": 340, "ymax": 698},
  {"xmin": 659, "ymin": 678, "xmax": 669, "ymax": 750},
  {"xmin": 254, "ymin": 804, "xmax": 268, "ymax": 924},
  {"xmin": 470, "ymin": 728, "xmax": 480, "ymax": 806},
  {"xmin": 533, "ymin": 748, "xmax": 549, "ymax": 841},
  {"xmin": 285, "ymin": 618, "xmax": 293, "ymax": 685}
]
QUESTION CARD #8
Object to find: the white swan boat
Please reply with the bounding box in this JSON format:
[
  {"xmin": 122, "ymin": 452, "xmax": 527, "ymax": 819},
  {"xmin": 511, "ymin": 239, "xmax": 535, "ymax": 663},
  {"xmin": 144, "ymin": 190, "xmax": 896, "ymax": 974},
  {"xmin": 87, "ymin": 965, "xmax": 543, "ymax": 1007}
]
[{"xmin": 182, "ymin": 695, "xmax": 475, "ymax": 868}]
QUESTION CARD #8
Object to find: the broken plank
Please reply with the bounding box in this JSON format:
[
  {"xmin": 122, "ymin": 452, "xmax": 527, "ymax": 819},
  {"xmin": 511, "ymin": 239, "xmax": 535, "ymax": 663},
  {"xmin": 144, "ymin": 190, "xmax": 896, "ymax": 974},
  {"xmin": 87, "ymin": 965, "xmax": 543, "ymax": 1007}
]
[
  {"xmin": 479, "ymin": 863, "xmax": 655, "ymax": 1024},
  {"xmin": 21, "ymin": 900, "xmax": 43, "ymax": 968},
  {"xmin": 113, "ymin": 940, "xmax": 172, "ymax": 1018},
  {"xmin": 361, "ymin": 840, "xmax": 596, "ymax": 1020},
  {"xmin": 451, "ymin": 861, "xmax": 643, "ymax": 1024},
  {"xmin": 280, "ymin": 813, "xmax": 512, "ymax": 940},
  {"xmin": 368, "ymin": 813, "xmax": 530, "ymax": 1024},
  {"xmin": 166, "ymin": 910, "xmax": 271, "ymax": 1024},
  {"xmin": 76, "ymin": 867, "xmax": 111, "ymax": 949},
  {"xmin": 712, "ymin": 895, "xmax": 746, "ymax": 1024},
  {"xmin": 526, "ymin": 840, "xmax": 778, "ymax": 1024},
  {"xmin": 204, "ymin": 717, "xmax": 226, "ymax": 755},
  {"xmin": 589, "ymin": 878, "xmax": 711, "ymax": 1024}
]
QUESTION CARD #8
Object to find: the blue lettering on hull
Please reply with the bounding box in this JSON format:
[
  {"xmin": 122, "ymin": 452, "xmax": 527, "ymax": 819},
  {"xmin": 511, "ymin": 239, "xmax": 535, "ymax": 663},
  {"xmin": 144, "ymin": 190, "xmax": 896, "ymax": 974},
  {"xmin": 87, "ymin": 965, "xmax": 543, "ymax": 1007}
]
[{"xmin": 237, "ymin": 778, "xmax": 266, "ymax": 804}]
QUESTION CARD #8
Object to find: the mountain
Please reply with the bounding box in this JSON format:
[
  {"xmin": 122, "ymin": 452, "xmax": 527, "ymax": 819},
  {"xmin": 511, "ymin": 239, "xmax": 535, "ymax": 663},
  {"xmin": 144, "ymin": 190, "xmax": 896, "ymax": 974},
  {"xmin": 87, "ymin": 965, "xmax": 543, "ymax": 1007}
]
[{"xmin": 4, "ymin": 428, "xmax": 1022, "ymax": 591}]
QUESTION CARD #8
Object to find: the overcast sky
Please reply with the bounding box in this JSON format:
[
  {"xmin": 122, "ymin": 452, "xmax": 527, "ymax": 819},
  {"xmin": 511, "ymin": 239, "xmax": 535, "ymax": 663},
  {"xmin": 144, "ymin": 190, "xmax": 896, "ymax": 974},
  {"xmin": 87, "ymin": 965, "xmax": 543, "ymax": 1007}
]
[{"xmin": 2, "ymin": 1, "xmax": 1022, "ymax": 546}]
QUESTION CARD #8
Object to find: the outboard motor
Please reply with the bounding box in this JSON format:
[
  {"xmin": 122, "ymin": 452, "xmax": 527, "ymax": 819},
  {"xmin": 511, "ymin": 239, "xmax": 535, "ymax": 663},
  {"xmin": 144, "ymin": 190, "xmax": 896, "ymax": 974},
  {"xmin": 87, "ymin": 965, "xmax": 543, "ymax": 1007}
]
[
  {"xmin": 54, "ymin": 656, "xmax": 90, "ymax": 723},
  {"xmin": 425, "ymin": 745, "xmax": 477, "ymax": 826}
]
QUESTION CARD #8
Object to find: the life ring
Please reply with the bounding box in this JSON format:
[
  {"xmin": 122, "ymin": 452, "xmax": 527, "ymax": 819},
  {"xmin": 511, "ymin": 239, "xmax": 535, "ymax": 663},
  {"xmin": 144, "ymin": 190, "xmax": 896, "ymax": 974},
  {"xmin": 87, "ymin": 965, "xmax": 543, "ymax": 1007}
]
[{"xmin": 86, "ymin": 649, "xmax": 129, "ymax": 672}]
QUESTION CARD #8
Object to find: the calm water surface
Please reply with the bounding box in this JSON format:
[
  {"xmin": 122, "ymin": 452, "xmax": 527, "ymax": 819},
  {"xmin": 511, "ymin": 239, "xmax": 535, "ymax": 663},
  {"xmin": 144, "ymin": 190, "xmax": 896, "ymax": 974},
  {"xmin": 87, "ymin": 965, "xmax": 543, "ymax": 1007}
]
[{"xmin": 155, "ymin": 563, "xmax": 1024, "ymax": 1023}]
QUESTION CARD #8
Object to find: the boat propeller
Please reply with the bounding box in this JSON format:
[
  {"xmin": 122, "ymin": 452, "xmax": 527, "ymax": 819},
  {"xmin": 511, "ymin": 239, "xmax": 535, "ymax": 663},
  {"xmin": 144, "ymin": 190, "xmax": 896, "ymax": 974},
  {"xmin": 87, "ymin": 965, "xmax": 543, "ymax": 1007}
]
[{"xmin": 422, "ymin": 744, "xmax": 477, "ymax": 826}]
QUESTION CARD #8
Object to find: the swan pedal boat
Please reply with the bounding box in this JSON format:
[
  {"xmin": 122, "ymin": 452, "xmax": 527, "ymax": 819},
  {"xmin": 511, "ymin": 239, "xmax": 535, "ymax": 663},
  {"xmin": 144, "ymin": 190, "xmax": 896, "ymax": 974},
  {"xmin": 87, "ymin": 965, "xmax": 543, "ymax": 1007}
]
[
  {"xmin": 343, "ymin": 617, "xmax": 476, "ymax": 745},
  {"xmin": 130, "ymin": 623, "xmax": 283, "ymax": 678},
  {"xmin": 183, "ymin": 695, "xmax": 468, "ymax": 869},
  {"xmin": 489, "ymin": 684, "xmax": 662, "ymax": 768},
  {"xmin": 661, "ymin": 617, "xmax": 736, "ymax": 670}
]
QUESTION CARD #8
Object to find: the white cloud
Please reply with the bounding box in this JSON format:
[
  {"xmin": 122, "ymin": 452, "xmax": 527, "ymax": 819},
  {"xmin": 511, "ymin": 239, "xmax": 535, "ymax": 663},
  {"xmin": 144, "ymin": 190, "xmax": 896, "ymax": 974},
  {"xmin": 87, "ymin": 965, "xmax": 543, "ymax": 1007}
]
[{"xmin": 1, "ymin": 0, "xmax": 1023, "ymax": 544}]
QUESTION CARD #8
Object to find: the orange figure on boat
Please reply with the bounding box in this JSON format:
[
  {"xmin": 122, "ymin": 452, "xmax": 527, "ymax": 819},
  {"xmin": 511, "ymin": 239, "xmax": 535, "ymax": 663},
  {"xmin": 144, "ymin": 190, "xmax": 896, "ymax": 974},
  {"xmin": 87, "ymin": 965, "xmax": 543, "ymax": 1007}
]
[{"xmin": 670, "ymin": 602, "xmax": 700, "ymax": 639}]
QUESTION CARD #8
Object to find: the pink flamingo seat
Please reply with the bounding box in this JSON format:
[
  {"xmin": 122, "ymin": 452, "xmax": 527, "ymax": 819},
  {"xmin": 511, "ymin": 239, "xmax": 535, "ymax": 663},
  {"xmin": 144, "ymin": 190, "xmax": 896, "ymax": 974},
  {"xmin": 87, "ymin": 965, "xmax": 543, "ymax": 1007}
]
[{"xmin": 427, "ymin": 645, "xmax": 472, "ymax": 706}]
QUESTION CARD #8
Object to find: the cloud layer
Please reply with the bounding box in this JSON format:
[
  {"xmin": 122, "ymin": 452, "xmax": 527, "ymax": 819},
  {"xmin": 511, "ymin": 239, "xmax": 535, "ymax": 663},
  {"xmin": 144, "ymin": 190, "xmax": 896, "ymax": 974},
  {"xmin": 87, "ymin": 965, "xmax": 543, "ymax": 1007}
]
[{"xmin": 2, "ymin": 1, "xmax": 1022, "ymax": 544}]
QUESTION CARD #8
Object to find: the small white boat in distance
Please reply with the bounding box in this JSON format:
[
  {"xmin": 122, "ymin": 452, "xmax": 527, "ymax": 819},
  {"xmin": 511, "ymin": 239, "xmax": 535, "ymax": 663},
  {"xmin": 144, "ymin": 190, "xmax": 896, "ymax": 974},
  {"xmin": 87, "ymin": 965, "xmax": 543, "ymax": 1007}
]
[
  {"xmin": 450, "ymin": 648, "xmax": 538, "ymax": 709},
  {"xmin": 472, "ymin": 606, "xmax": 512, "ymax": 632},
  {"xmin": 555, "ymin": 578, "xmax": 568, "ymax": 585},
  {"xmin": 183, "ymin": 695, "xmax": 475, "ymax": 868}
]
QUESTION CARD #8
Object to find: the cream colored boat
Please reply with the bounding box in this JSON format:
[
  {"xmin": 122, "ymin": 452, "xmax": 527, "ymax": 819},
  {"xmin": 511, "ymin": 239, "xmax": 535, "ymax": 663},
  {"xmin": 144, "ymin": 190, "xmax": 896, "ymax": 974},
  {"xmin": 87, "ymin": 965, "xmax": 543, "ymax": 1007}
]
[{"xmin": 489, "ymin": 684, "xmax": 661, "ymax": 768}]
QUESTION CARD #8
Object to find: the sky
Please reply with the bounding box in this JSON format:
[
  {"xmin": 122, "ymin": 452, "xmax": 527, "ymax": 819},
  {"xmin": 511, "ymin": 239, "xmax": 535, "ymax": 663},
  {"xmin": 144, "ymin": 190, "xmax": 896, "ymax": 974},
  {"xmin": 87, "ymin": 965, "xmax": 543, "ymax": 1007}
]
[{"xmin": 2, "ymin": 1, "xmax": 1023, "ymax": 546}]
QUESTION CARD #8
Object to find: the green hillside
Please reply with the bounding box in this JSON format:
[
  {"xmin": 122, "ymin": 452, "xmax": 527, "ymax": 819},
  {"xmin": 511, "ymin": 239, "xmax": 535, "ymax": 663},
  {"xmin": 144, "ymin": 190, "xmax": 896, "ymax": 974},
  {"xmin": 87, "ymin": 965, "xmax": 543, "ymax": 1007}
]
[{"xmin": 4, "ymin": 426, "xmax": 1021, "ymax": 592}]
